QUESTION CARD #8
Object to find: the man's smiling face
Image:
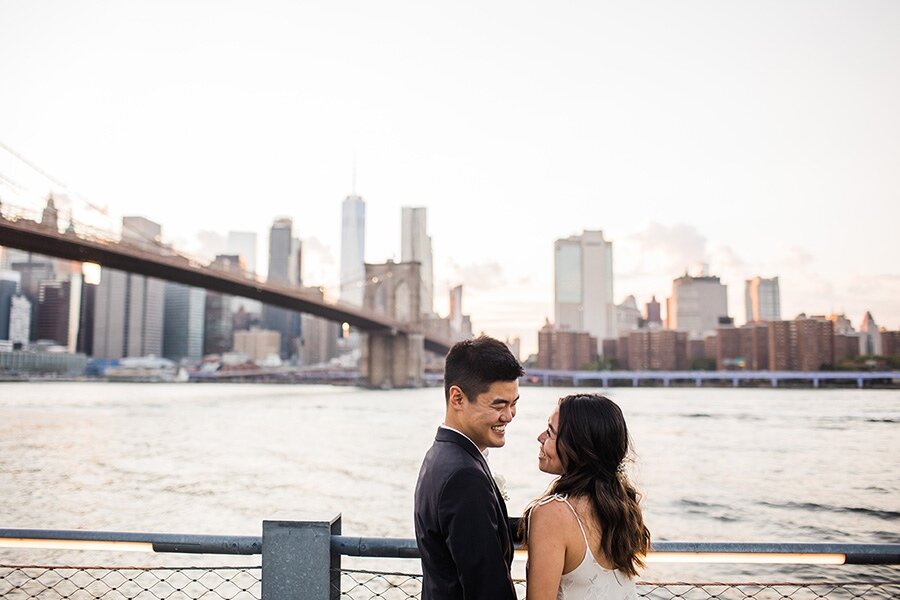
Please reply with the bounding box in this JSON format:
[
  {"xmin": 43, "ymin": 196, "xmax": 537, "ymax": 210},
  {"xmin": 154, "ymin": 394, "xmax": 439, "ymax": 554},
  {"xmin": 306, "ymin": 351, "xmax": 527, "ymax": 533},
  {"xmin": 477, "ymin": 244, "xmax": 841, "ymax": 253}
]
[{"xmin": 450, "ymin": 380, "xmax": 519, "ymax": 452}]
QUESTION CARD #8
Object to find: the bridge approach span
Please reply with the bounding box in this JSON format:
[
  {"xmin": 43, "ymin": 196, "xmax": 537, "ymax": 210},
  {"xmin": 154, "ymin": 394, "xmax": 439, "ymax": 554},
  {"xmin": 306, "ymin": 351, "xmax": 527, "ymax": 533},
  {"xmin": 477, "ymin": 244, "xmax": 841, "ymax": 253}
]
[{"xmin": 0, "ymin": 216, "xmax": 451, "ymax": 355}]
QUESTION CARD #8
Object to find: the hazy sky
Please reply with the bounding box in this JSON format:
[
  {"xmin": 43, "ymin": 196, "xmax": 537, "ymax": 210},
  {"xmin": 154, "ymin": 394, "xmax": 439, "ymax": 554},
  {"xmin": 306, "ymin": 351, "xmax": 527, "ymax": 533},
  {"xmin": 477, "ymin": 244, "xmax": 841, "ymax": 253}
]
[{"xmin": 1, "ymin": 0, "xmax": 898, "ymax": 356}]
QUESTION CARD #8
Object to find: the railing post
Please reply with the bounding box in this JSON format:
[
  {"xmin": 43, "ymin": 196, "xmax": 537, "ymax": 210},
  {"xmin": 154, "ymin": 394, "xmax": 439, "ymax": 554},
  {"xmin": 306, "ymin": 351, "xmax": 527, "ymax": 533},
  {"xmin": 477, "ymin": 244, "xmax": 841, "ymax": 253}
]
[{"xmin": 262, "ymin": 515, "xmax": 342, "ymax": 600}]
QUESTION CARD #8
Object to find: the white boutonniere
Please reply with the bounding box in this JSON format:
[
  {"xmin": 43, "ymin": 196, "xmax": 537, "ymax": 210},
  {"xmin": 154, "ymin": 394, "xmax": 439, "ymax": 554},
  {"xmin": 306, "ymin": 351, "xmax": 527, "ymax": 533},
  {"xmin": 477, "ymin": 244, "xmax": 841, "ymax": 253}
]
[{"xmin": 493, "ymin": 473, "xmax": 510, "ymax": 502}]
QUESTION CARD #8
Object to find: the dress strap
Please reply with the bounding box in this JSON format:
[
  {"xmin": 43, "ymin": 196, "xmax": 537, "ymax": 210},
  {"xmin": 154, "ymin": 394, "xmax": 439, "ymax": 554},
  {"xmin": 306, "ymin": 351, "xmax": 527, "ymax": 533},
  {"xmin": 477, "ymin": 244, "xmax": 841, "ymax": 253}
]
[
  {"xmin": 527, "ymin": 494, "xmax": 590, "ymax": 551},
  {"xmin": 558, "ymin": 496, "xmax": 590, "ymax": 549}
]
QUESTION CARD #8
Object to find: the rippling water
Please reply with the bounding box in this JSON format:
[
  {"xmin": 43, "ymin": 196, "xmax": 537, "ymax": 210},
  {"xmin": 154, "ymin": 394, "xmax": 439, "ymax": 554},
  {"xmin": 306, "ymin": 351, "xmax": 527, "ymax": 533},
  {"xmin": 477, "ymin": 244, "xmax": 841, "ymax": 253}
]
[{"xmin": 1, "ymin": 382, "xmax": 897, "ymax": 581}]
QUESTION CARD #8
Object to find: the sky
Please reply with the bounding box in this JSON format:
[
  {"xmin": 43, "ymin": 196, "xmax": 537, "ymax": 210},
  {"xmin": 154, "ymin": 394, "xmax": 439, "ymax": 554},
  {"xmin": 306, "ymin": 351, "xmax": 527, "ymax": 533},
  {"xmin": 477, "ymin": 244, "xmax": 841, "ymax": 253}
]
[{"xmin": 1, "ymin": 0, "xmax": 899, "ymax": 357}]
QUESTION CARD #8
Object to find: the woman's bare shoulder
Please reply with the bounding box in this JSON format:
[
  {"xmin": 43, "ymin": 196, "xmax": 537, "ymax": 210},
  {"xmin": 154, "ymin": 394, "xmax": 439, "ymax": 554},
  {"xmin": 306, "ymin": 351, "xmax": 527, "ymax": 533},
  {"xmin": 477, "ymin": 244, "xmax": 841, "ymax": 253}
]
[{"xmin": 529, "ymin": 496, "xmax": 577, "ymax": 529}]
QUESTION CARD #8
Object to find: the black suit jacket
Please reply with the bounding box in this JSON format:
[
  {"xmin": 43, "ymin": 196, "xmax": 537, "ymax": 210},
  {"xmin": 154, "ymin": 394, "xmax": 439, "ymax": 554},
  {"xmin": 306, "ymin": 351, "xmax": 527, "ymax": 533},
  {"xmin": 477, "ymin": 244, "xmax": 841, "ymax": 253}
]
[{"xmin": 414, "ymin": 427, "xmax": 517, "ymax": 600}]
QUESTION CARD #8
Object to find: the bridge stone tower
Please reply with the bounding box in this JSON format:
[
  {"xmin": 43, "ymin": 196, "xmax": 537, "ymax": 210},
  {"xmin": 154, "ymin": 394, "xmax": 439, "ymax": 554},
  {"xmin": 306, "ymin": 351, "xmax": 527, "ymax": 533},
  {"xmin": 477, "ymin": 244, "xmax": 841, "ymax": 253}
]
[{"xmin": 360, "ymin": 260, "xmax": 424, "ymax": 388}]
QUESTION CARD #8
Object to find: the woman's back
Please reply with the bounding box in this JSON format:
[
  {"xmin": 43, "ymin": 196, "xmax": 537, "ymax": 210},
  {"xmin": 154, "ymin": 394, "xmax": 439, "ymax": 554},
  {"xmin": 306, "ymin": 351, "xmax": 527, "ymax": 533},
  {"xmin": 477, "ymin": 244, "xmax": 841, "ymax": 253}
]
[{"xmin": 529, "ymin": 495, "xmax": 637, "ymax": 600}]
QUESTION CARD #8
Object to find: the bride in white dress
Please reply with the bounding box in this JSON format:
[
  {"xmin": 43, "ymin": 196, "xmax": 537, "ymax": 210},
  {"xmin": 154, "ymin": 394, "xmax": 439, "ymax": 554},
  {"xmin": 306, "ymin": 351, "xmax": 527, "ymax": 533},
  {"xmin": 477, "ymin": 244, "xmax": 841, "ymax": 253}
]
[{"xmin": 523, "ymin": 394, "xmax": 650, "ymax": 600}]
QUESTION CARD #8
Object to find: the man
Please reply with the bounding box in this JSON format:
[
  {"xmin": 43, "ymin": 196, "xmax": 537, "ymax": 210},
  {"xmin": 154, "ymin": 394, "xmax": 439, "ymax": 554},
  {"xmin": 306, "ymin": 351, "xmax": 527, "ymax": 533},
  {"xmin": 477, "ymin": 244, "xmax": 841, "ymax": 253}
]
[{"xmin": 414, "ymin": 335, "xmax": 525, "ymax": 600}]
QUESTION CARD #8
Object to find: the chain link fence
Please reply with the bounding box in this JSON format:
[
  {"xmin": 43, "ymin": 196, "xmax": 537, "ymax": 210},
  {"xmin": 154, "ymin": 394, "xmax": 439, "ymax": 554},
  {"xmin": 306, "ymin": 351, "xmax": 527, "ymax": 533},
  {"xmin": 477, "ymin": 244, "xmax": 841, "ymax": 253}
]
[
  {"xmin": 2, "ymin": 564, "xmax": 898, "ymax": 599},
  {"xmin": 336, "ymin": 569, "xmax": 900, "ymax": 600},
  {"xmin": 0, "ymin": 564, "xmax": 261, "ymax": 600}
]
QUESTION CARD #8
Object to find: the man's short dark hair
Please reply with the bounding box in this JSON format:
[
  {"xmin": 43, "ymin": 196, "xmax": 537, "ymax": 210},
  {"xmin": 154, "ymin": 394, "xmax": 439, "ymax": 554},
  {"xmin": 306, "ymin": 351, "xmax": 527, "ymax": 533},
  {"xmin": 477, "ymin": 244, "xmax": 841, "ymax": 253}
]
[{"xmin": 444, "ymin": 335, "xmax": 524, "ymax": 402}]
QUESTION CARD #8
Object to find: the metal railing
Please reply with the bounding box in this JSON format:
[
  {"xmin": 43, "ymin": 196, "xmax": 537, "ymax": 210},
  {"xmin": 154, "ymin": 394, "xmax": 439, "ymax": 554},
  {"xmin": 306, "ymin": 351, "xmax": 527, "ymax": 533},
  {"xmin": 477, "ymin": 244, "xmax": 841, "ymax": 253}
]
[{"xmin": 2, "ymin": 519, "xmax": 898, "ymax": 599}]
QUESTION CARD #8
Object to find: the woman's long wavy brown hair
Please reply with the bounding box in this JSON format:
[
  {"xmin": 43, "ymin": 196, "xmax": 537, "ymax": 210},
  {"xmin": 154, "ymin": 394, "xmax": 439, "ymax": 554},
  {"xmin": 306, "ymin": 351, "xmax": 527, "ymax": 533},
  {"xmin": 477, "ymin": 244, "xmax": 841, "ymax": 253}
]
[{"xmin": 522, "ymin": 393, "xmax": 650, "ymax": 577}]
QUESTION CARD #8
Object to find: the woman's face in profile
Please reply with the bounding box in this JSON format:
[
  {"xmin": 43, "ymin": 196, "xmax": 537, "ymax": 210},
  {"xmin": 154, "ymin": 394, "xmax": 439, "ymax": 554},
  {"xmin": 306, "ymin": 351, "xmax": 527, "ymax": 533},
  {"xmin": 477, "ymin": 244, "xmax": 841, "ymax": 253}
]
[{"xmin": 537, "ymin": 405, "xmax": 563, "ymax": 475}]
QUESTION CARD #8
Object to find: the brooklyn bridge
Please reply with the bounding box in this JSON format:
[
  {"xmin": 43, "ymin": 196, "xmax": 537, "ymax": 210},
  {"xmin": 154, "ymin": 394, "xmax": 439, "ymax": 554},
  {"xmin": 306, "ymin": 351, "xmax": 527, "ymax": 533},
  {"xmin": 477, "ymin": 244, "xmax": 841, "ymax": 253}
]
[{"xmin": 0, "ymin": 198, "xmax": 452, "ymax": 387}]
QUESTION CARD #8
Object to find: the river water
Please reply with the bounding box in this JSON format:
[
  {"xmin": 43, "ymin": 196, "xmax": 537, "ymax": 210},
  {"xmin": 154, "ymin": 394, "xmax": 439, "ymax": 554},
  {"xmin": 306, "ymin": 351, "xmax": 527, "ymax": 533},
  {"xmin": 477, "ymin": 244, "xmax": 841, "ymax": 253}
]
[{"xmin": 1, "ymin": 382, "xmax": 897, "ymax": 582}]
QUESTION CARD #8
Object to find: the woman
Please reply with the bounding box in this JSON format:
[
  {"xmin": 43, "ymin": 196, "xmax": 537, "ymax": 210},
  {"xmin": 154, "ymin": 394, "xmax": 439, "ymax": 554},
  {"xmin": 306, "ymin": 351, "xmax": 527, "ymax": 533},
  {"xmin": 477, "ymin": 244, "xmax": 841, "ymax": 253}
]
[{"xmin": 524, "ymin": 393, "xmax": 650, "ymax": 600}]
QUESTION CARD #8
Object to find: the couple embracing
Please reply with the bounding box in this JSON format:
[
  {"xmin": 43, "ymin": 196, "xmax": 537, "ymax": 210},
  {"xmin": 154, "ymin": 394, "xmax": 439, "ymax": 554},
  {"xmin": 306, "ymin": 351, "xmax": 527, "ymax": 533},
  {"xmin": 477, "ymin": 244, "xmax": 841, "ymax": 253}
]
[{"xmin": 414, "ymin": 336, "xmax": 651, "ymax": 600}]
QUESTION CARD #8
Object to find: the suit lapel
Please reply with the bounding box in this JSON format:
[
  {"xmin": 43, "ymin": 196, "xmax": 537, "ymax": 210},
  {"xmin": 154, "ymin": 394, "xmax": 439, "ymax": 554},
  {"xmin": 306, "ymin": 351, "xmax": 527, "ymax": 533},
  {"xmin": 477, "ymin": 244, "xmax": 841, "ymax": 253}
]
[{"xmin": 434, "ymin": 427, "xmax": 513, "ymax": 562}]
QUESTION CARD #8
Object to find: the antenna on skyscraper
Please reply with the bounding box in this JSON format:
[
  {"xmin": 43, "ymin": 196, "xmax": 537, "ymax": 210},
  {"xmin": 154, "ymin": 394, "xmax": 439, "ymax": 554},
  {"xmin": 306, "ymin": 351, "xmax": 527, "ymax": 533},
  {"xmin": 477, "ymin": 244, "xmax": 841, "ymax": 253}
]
[{"xmin": 352, "ymin": 152, "xmax": 357, "ymax": 195}]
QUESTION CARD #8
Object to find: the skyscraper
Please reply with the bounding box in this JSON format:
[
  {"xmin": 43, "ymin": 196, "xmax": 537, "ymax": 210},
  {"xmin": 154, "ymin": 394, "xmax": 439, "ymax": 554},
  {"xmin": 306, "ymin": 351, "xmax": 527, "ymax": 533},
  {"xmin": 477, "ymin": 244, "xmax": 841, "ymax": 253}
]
[
  {"xmin": 92, "ymin": 267, "xmax": 164, "ymax": 359},
  {"xmin": 36, "ymin": 279, "xmax": 72, "ymax": 345},
  {"xmin": 264, "ymin": 218, "xmax": 301, "ymax": 359},
  {"xmin": 745, "ymin": 276, "xmax": 781, "ymax": 323},
  {"xmin": 401, "ymin": 206, "xmax": 434, "ymax": 316},
  {"xmin": 227, "ymin": 231, "xmax": 262, "ymax": 316},
  {"xmin": 340, "ymin": 194, "xmax": 366, "ymax": 306},
  {"xmin": 0, "ymin": 271, "xmax": 20, "ymax": 340},
  {"xmin": 87, "ymin": 217, "xmax": 166, "ymax": 359},
  {"xmin": 9, "ymin": 294, "xmax": 31, "ymax": 345},
  {"xmin": 163, "ymin": 282, "xmax": 206, "ymax": 362},
  {"xmin": 226, "ymin": 231, "xmax": 258, "ymax": 275},
  {"xmin": 204, "ymin": 255, "xmax": 245, "ymax": 356},
  {"xmin": 554, "ymin": 230, "xmax": 615, "ymax": 346},
  {"xmin": 267, "ymin": 218, "xmax": 293, "ymax": 283},
  {"xmin": 666, "ymin": 273, "xmax": 728, "ymax": 339}
]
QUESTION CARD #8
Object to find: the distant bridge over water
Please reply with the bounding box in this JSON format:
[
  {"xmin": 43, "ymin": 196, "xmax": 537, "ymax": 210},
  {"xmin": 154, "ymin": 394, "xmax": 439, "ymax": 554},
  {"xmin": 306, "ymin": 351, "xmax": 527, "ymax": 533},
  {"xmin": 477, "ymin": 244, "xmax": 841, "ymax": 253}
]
[
  {"xmin": 0, "ymin": 202, "xmax": 452, "ymax": 385},
  {"xmin": 523, "ymin": 369, "xmax": 900, "ymax": 388}
]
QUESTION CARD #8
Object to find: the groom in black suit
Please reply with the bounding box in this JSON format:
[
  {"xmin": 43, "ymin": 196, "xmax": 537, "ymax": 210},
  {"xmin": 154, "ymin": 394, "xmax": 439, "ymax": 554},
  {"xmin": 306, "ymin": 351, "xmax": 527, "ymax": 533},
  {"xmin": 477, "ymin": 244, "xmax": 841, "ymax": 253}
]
[{"xmin": 414, "ymin": 335, "xmax": 524, "ymax": 600}]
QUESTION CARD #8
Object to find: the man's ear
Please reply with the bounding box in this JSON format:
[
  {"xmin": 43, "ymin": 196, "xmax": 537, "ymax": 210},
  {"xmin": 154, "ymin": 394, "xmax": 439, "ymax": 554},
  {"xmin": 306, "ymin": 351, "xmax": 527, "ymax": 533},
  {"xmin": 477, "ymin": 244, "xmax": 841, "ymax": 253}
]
[{"xmin": 448, "ymin": 385, "xmax": 466, "ymax": 409}]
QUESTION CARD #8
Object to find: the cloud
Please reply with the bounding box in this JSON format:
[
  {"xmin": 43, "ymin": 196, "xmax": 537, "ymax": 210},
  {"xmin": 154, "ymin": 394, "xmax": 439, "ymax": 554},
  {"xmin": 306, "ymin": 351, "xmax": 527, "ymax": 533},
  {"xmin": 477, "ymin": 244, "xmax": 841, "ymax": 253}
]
[
  {"xmin": 780, "ymin": 246, "xmax": 814, "ymax": 269},
  {"xmin": 620, "ymin": 222, "xmax": 708, "ymax": 278},
  {"xmin": 195, "ymin": 230, "xmax": 226, "ymax": 258},
  {"xmin": 442, "ymin": 259, "xmax": 508, "ymax": 291},
  {"xmin": 301, "ymin": 236, "xmax": 336, "ymax": 287}
]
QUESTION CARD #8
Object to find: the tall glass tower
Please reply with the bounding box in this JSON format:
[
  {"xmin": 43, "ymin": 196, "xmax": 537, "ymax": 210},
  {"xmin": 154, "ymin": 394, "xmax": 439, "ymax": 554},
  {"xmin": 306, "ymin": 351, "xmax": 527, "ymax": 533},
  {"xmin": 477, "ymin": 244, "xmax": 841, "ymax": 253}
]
[
  {"xmin": 554, "ymin": 230, "xmax": 615, "ymax": 347},
  {"xmin": 401, "ymin": 206, "xmax": 433, "ymax": 316},
  {"xmin": 340, "ymin": 195, "xmax": 366, "ymax": 306}
]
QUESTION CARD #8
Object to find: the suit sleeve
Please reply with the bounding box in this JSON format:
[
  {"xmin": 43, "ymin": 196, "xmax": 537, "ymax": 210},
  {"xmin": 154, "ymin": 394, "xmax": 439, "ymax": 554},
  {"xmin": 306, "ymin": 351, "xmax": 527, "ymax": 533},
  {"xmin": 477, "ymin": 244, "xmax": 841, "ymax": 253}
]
[{"xmin": 439, "ymin": 467, "xmax": 517, "ymax": 600}]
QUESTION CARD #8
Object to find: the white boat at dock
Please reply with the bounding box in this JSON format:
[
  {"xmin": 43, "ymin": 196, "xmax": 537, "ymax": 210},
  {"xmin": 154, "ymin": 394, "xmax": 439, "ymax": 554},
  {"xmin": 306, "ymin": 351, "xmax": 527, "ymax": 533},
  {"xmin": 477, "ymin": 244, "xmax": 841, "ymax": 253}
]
[{"xmin": 103, "ymin": 356, "xmax": 189, "ymax": 383}]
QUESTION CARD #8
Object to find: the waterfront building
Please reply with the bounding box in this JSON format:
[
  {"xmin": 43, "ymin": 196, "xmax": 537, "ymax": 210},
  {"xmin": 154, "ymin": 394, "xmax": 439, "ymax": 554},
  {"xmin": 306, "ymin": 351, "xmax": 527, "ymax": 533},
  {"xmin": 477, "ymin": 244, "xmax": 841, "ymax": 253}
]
[
  {"xmin": 204, "ymin": 255, "xmax": 243, "ymax": 356},
  {"xmin": 644, "ymin": 295, "xmax": 662, "ymax": 327},
  {"xmin": 88, "ymin": 217, "xmax": 166, "ymax": 359},
  {"xmin": 537, "ymin": 321, "xmax": 597, "ymax": 370},
  {"xmin": 834, "ymin": 333, "xmax": 861, "ymax": 363},
  {"xmin": 163, "ymin": 282, "xmax": 206, "ymax": 362},
  {"xmin": 745, "ymin": 276, "xmax": 781, "ymax": 323},
  {"xmin": 264, "ymin": 218, "xmax": 301, "ymax": 359},
  {"xmin": 881, "ymin": 330, "xmax": 900, "ymax": 357},
  {"xmin": 611, "ymin": 335, "xmax": 629, "ymax": 369},
  {"xmin": 233, "ymin": 329, "xmax": 281, "ymax": 364},
  {"xmin": 0, "ymin": 347, "xmax": 87, "ymax": 376},
  {"xmin": 289, "ymin": 237, "xmax": 302, "ymax": 287},
  {"xmin": 828, "ymin": 313, "xmax": 855, "ymax": 335},
  {"xmin": 626, "ymin": 329, "xmax": 689, "ymax": 371},
  {"xmin": 0, "ymin": 271, "xmax": 20, "ymax": 340},
  {"xmin": 858, "ymin": 311, "xmax": 882, "ymax": 356},
  {"xmin": 9, "ymin": 294, "xmax": 31, "ymax": 345},
  {"xmin": 92, "ymin": 268, "xmax": 164, "ymax": 359},
  {"xmin": 401, "ymin": 206, "xmax": 434, "ymax": 316},
  {"xmin": 227, "ymin": 230, "xmax": 262, "ymax": 316},
  {"xmin": 8, "ymin": 251, "xmax": 56, "ymax": 340},
  {"xmin": 554, "ymin": 230, "xmax": 615, "ymax": 351},
  {"xmin": 716, "ymin": 322, "xmax": 769, "ymax": 370},
  {"xmin": 36, "ymin": 279, "xmax": 72, "ymax": 347},
  {"xmin": 267, "ymin": 218, "xmax": 293, "ymax": 283},
  {"xmin": 76, "ymin": 281, "xmax": 96, "ymax": 356},
  {"xmin": 687, "ymin": 338, "xmax": 707, "ymax": 364},
  {"xmin": 300, "ymin": 312, "xmax": 340, "ymax": 366},
  {"xmin": 615, "ymin": 295, "xmax": 642, "ymax": 335},
  {"xmin": 506, "ymin": 337, "xmax": 521, "ymax": 362},
  {"xmin": 448, "ymin": 285, "xmax": 473, "ymax": 342},
  {"xmin": 666, "ymin": 273, "xmax": 728, "ymax": 339},
  {"xmin": 768, "ymin": 315, "xmax": 834, "ymax": 371},
  {"xmin": 340, "ymin": 194, "xmax": 366, "ymax": 306}
]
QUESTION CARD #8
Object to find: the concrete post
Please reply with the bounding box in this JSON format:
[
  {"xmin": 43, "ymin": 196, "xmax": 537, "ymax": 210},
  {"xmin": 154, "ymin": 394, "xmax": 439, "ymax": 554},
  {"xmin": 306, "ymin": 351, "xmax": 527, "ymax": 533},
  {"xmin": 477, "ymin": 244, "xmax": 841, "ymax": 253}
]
[{"xmin": 262, "ymin": 515, "xmax": 341, "ymax": 600}]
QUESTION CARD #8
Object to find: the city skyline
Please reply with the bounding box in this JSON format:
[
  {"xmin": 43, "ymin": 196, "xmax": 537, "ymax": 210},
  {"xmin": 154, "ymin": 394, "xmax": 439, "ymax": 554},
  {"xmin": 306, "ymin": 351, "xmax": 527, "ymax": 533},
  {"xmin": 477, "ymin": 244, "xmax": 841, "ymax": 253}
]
[{"xmin": 1, "ymin": 1, "xmax": 899, "ymax": 356}]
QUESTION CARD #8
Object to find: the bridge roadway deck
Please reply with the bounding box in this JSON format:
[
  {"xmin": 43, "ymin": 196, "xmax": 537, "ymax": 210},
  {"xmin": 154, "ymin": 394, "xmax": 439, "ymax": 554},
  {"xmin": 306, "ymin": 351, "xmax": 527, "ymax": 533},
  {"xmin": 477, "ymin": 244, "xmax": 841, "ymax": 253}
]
[{"xmin": 0, "ymin": 215, "xmax": 451, "ymax": 355}]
